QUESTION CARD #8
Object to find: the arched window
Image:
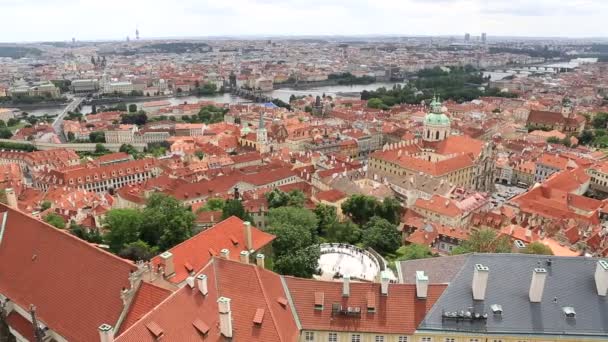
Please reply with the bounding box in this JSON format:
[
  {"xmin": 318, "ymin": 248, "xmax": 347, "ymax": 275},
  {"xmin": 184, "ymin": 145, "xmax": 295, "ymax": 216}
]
[
  {"xmin": 444, "ymin": 131, "xmax": 447, "ymax": 139},
  {"xmin": 436, "ymin": 131, "xmax": 440, "ymax": 140},
  {"xmin": 426, "ymin": 130, "xmax": 430, "ymax": 139}
]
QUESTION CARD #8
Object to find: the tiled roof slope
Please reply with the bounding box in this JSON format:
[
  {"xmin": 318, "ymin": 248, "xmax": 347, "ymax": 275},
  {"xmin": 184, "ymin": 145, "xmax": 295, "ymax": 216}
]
[
  {"xmin": 284, "ymin": 276, "xmax": 446, "ymax": 335},
  {"xmin": 0, "ymin": 203, "xmax": 136, "ymax": 341},
  {"xmin": 116, "ymin": 258, "xmax": 299, "ymax": 342},
  {"xmin": 118, "ymin": 282, "xmax": 172, "ymax": 334},
  {"xmin": 150, "ymin": 216, "xmax": 275, "ymax": 284}
]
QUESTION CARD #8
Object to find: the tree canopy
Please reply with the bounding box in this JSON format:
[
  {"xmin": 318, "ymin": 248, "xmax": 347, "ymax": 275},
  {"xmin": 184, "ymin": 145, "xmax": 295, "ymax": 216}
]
[
  {"xmin": 523, "ymin": 241, "xmax": 554, "ymax": 255},
  {"xmin": 361, "ymin": 216, "xmax": 401, "ymax": 255},
  {"xmin": 44, "ymin": 213, "xmax": 66, "ymax": 229},
  {"xmin": 265, "ymin": 189, "xmax": 306, "ymax": 208},
  {"xmin": 221, "ymin": 199, "xmax": 253, "ymax": 222},
  {"xmin": 452, "ymin": 228, "xmax": 511, "ymax": 254}
]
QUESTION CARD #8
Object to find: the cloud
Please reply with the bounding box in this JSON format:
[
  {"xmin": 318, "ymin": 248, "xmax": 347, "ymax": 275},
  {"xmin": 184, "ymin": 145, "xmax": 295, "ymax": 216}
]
[{"xmin": 0, "ymin": 0, "xmax": 605, "ymax": 41}]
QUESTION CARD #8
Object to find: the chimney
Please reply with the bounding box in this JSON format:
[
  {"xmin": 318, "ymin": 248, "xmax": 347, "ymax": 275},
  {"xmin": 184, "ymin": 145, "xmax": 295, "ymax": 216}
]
[
  {"xmin": 595, "ymin": 260, "xmax": 608, "ymax": 296},
  {"xmin": 256, "ymin": 253, "xmax": 265, "ymax": 269},
  {"xmin": 380, "ymin": 271, "xmax": 389, "ymax": 296},
  {"xmin": 240, "ymin": 250, "xmax": 250, "ymax": 264},
  {"xmin": 472, "ymin": 264, "xmax": 489, "ymax": 301},
  {"xmin": 342, "ymin": 275, "xmax": 350, "ymax": 297},
  {"xmin": 220, "ymin": 249, "xmax": 230, "ymax": 260},
  {"xmin": 218, "ymin": 297, "xmax": 233, "ymax": 338},
  {"xmin": 415, "ymin": 271, "xmax": 429, "ymax": 298},
  {"xmin": 529, "ymin": 268, "xmax": 547, "ymax": 302},
  {"xmin": 98, "ymin": 324, "xmax": 114, "ymax": 342},
  {"xmin": 159, "ymin": 252, "xmax": 175, "ymax": 276},
  {"xmin": 5, "ymin": 188, "xmax": 17, "ymax": 208},
  {"xmin": 186, "ymin": 276, "xmax": 195, "ymax": 288},
  {"xmin": 197, "ymin": 274, "xmax": 208, "ymax": 296},
  {"xmin": 244, "ymin": 221, "xmax": 253, "ymax": 251}
]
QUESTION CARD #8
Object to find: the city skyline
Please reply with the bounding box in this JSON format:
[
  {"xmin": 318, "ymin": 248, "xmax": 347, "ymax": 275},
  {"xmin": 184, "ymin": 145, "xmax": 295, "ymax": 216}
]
[{"xmin": 1, "ymin": 0, "xmax": 608, "ymax": 42}]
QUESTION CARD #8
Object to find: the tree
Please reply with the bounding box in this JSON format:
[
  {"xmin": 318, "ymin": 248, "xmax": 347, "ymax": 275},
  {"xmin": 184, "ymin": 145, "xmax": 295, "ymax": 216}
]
[
  {"xmin": 341, "ymin": 195, "xmax": 380, "ymax": 226},
  {"xmin": 578, "ymin": 130, "xmax": 594, "ymax": 145},
  {"xmin": 0, "ymin": 128, "xmax": 12, "ymax": 139},
  {"xmin": 267, "ymin": 207, "xmax": 319, "ymax": 255},
  {"xmin": 376, "ymin": 197, "xmax": 403, "ymax": 225},
  {"xmin": 325, "ymin": 220, "xmax": 362, "ymax": 244},
  {"xmin": 140, "ymin": 193, "xmax": 195, "ymax": 251},
  {"xmin": 118, "ymin": 240, "xmax": 159, "ymax": 261},
  {"xmin": 44, "ymin": 213, "xmax": 66, "ymax": 229},
  {"xmin": 195, "ymin": 150, "xmax": 205, "ymax": 160},
  {"xmin": 119, "ymin": 144, "xmax": 139, "ymax": 157},
  {"xmin": 452, "ymin": 228, "xmax": 511, "ymax": 254},
  {"xmin": 70, "ymin": 223, "xmax": 103, "ymax": 244},
  {"xmin": 6, "ymin": 118, "xmax": 19, "ymax": 127},
  {"xmin": 89, "ymin": 131, "xmax": 105, "ymax": 143},
  {"xmin": 367, "ymin": 98, "xmax": 388, "ymax": 110},
  {"xmin": 40, "ymin": 200, "xmax": 52, "ymax": 211},
  {"xmin": 593, "ymin": 112, "xmax": 608, "ymax": 129},
  {"xmin": 222, "ymin": 199, "xmax": 253, "ymax": 221},
  {"xmin": 273, "ymin": 245, "xmax": 320, "ymax": 278},
  {"xmin": 95, "ymin": 143, "xmax": 109, "ymax": 154},
  {"xmin": 265, "ymin": 189, "xmax": 306, "ymax": 208},
  {"xmin": 396, "ymin": 244, "xmax": 433, "ymax": 261},
  {"xmin": 0, "ymin": 120, "xmax": 5, "ymax": 128},
  {"xmin": 128, "ymin": 104, "xmax": 138, "ymax": 113},
  {"xmin": 361, "ymin": 216, "xmax": 401, "ymax": 255},
  {"xmin": 198, "ymin": 198, "xmax": 225, "ymax": 212},
  {"xmin": 104, "ymin": 209, "xmax": 143, "ymax": 252},
  {"xmin": 523, "ymin": 242, "xmax": 553, "ymax": 255},
  {"xmin": 313, "ymin": 204, "xmax": 337, "ymax": 235},
  {"xmin": 67, "ymin": 131, "xmax": 75, "ymax": 141},
  {"xmin": 546, "ymin": 136, "xmax": 561, "ymax": 144}
]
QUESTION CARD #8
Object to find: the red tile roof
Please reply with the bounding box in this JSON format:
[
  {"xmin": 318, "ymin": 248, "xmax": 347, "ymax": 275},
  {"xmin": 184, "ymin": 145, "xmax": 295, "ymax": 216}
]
[
  {"xmin": 150, "ymin": 216, "xmax": 275, "ymax": 284},
  {"xmin": 118, "ymin": 282, "xmax": 173, "ymax": 334},
  {"xmin": 284, "ymin": 277, "xmax": 447, "ymax": 334},
  {"xmin": 0, "ymin": 203, "xmax": 136, "ymax": 342},
  {"xmin": 6, "ymin": 311, "xmax": 35, "ymax": 342},
  {"xmin": 116, "ymin": 258, "xmax": 299, "ymax": 342}
]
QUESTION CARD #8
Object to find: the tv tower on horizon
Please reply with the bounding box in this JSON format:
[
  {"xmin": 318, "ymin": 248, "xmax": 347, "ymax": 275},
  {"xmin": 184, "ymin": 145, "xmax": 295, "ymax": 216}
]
[{"xmin": 136, "ymin": 26, "xmax": 140, "ymax": 40}]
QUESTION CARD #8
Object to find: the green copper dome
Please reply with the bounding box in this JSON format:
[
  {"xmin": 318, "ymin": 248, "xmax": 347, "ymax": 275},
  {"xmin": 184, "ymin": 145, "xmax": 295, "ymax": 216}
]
[{"xmin": 424, "ymin": 96, "xmax": 450, "ymax": 126}]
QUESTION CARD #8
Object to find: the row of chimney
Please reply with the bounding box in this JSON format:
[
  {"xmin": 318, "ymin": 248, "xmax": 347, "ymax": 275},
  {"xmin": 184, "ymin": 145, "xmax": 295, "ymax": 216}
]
[{"xmin": 471, "ymin": 260, "xmax": 608, "ymax": 302}]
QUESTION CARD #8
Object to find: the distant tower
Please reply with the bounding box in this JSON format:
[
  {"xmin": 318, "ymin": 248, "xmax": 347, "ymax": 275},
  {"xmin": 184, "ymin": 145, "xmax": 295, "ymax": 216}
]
[
  {"xmin": 126, "ymin": 36, "xmax": 130, "ymax": 42},
  {"xmin": 481, "ymin": 33, "xmax": 487, "ymax": 44},
  {"xmin": 256, "ymin": 112, "xmax": 268, "ymax": 153},
  {"xmin": 465, "ymin": 33, "xmax": 471, "ymax": 42},
  {"xmin": 72, "ymin": 37, "xmax": 76, "ymax": 44},
  {"xmin": 136, "ymin": 27, "xmax": 140, "ymax": 40}
]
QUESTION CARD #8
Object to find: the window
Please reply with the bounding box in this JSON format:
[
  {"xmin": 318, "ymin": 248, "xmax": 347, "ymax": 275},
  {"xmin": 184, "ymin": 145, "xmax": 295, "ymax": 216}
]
[
  {"xmin": 470, "ymin": 339, "xmax": 480, "ymax": 342},
  {"xmin": 492, "ymin": 340, "xmax": 503, "ymax": 342},
  {"xmin": 328, "ymin": 333, "xmax": 338, "ymax": 342},
  {"xmin": 398, "ymin": 337, "xmax": 408, "ymax": 342},
  {"xmin": 375, "ymin": 336, "xmax": 384, "ymax": 342},
  {"xmin": 351, "ymin": 334, "xmax": 361, "ymax": 342},
  {"xmin": 305, "ymin": 331, "xmax": 314, "ymax": 341},
  {"xmin": 420, "ymin": 338, "xmax": 433, "ymax": 342},
  {"xmin": 444, "ymin": 339, "xmax": 455, "ymax": 342}
]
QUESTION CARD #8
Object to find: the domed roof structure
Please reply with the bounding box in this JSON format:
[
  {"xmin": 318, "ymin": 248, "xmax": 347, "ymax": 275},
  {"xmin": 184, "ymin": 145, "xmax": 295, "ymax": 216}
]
[{"xmin": 424, "ymin": 96, "xmax": 451, "ymax": 126}]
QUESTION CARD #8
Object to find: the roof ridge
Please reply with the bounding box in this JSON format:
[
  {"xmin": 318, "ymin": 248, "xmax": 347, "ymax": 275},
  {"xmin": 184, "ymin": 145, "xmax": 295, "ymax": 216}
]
[{"xmin": 253, "ymin": 266, "xmax": 284, "ymax": 342}]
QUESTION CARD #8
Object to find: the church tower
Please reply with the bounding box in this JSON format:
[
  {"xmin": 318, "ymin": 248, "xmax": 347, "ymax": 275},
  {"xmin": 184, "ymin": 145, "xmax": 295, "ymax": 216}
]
[
  {"xmin": 257, "ymin": 112, "xmax": 268, "ymax": 153},
  {"xmin": 423, "ymin": 96, "xmax": 451, "ymax": 142}
]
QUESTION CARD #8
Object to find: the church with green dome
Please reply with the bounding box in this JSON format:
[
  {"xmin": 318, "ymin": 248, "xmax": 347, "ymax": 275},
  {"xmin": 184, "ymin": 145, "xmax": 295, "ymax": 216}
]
[{"xmin": 423, "ymin": 96, "xmax": 451, "ymax": 142}]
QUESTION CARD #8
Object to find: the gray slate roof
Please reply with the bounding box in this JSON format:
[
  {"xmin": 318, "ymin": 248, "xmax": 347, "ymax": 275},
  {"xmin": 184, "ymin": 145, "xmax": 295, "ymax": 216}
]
[{"xmin": 412, "ymin": 254, "xmax": 608, "ymax": 337}]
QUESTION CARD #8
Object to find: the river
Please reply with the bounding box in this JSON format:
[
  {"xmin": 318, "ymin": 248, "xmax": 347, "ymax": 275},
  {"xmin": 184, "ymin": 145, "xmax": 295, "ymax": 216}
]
[{"xmin": 19, "ymin": 82, "xmax": 401, "ymax": 116}]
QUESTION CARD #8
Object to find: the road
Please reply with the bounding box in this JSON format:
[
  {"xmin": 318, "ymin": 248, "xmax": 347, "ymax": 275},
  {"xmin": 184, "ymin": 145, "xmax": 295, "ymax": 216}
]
[{"xmin": 53, "ymin": 96, "xmax": 83, "ymax": 143}]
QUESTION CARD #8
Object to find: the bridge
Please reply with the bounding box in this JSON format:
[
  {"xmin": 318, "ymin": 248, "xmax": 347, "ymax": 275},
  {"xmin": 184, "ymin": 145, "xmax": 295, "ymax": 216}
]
[
  {"xmin": 486, "ymin": 65, "xmax": 575, "ymax": 75},
  {"xmin": 231, "ymin": 88, "xmax": 274, "ymax": 103},
  {"xmin": 53, "ymin": 96, "xmax": 84, "ymax": 142}
]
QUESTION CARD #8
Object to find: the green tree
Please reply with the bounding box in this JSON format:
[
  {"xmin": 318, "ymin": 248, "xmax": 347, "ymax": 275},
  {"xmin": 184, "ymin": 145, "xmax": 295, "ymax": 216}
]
[
  {"xmin": 222, "ymin": 199, "xmax": 253, "ymax": 221},
  {"xmin": 95, "ymin": 143, "xmax": 109, "ymax": 154},
  {"xmin": 0, "ymin": 128, "xmax": 11, "ymax": 139},
  {"xmin": 546, "ymin": 136, "xmax": 561, "ymax": 144},
  {"xmin": 195, "ymin": 150, "xmax": 205, "ymax": 160},
  {"xmin": 361, "ymin": 216, "xmax": 401, "ymax": 255},
  {"xmin": 128, "ymin": 104, "xmax": 138, "ymax": 113},
  {"xmin": 313, "ymin": 204, "xmax": 337, "ymax": 235},
  {"xmin": 452, "ymin": 228, "xmax": 511, "ymax": 254},
  {"xmin": 7, "ymin": 118, "xmax": 19, "ymax": 127},
  {"xmin": 119, "ymin": 144, "xmax": 139, "ymax": 157},
  {"xmin": 396, "ymin": 244, "xmax": 433, "ymax": 261},
  {"xmin": 198, "ymin": 198, "xmax": 225, "ymax": 212},
  {"xmin": 376, "ymin": 197, "xmax": 403, "ymax": 225},
  {"xmin": 578, "ymin": 130, "xmax": 594, "ymax": 145},
  {"xmin": 118, "ymin": 240, "xmax": 159, "ymax": 261},
  {"xmin": 593, "ymin": 112, "xmax": 608, "ymax": 129},
  {"xmin": 67, "ymin": 131, "xmax": 75, "ymax": 141},
  {"xmin": 44, "ymin": 213, "xmax": 66, "ymax": 229},
  {"xmin": 341, "ymin": 195, "xmax": 380, "ymax": 226},
  {"xmin": 265, "ymin": 189, "xmax": 306, "ymax": 208},
  {"xmin": 140, "ymin": 193, "xmax": 195, "ymax": 251},
  {"xmin": 89, "ymin": 131, "xmax": 106, "ymax": 143},
  {"xmin": 0, "ymin": 120, "xmax": 6, "ymax": 128},
  {"xmin": 273, "ymin": 245, "xmax": 320, "ymax": 278},
  {"xmin": 367, "ymin": 98, "xmax": 387, "ymax": 109},
  {"xmin": 70, "ymin": 223, "xmax": 103, "ymax": 244},
  {"xmin": 325, "ymin": 220, "xmax": 362, "ymax": 244},
  {"xmin": 104, "ymin": 208, "xmax": 143, "ymax": 252},
  {"xmin": 40, "ymin": 200, "xmax": 52, "ymax": 211},
  {"xmin": 523, "ymin": 242, "xmax": 553, "ymax": 255}
]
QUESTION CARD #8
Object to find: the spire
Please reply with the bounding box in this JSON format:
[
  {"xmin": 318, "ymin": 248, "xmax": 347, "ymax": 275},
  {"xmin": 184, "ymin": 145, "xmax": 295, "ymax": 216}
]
[{"xmin": 258, "ymin": 112, "xmax": 265, "ymax": 130}]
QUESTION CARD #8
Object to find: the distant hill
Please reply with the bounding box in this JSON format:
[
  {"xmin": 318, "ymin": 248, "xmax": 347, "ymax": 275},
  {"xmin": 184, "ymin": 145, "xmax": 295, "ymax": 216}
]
[{"xmin": 0, "ymin": 46, "xmax": 42, "ymax": 59}]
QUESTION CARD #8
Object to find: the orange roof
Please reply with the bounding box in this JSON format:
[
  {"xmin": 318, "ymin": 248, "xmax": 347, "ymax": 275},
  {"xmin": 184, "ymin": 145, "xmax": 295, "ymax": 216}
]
[
  {"xmin": 116, "ymin": 258, "xmax": 299, "ymax": 342},
  {"xmin": 0, "ymin": 203, "xmax": 137, "ymax": 342},
  {"xmin": 150, "ymin": 216, "xmax": 275, "ymax": 284},
  {"xmin": 414, "ymin": 195, "xmax": 463, "ymax": 217},
  {"xmin": 285, "ymin": 276, "xmax": 446, "ymax": 334},
  {"xmin": 315, "ymin": 189, "xmax": 347, "ymax": 203},
  {"xmin": 118, "ymin": 282, "xmax": 172, "ymax": 334}
]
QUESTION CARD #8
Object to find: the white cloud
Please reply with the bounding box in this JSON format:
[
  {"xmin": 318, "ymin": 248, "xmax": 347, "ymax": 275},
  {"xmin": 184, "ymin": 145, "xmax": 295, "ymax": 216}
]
[{"xmin": 0, "ymin": 0, "xmax": 605, "ymax": 42}]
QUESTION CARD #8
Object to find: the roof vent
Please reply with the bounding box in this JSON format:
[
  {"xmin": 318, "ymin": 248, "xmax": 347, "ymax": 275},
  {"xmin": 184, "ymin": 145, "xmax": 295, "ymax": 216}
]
[
  {"xmin": 490, "ymin": 304, "xmax": 503, "ymax": 315},
  {"xmin": 563, "ymin": 306, "xmax": 576, "ymax": 318},
  {"xmin": 186, "ymin": 276, "xmax": 195, "ymax": 288},
  {"xmin": 253, "ymin": 308, "xmax": 265, "ymax": 325},
  {"xmin": 145, "ymin": 321, "xmax": 164, "ymax": 339},
  {"xmin": 192, "ymin": 319, "xmax": 209, "ymax": 335}
]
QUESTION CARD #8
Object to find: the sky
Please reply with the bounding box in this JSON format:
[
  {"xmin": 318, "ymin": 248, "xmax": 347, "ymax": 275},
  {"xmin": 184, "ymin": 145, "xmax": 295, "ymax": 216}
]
[{"xmin": 0, "ymin": 0, "xmax": 607, "ymax": 42}]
